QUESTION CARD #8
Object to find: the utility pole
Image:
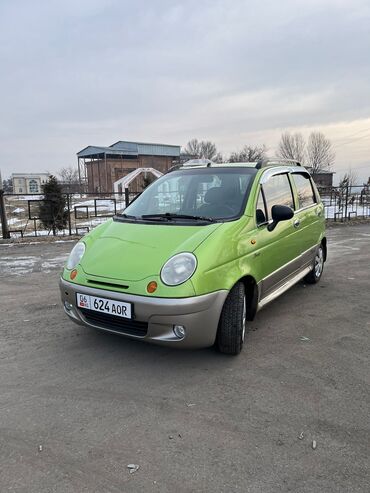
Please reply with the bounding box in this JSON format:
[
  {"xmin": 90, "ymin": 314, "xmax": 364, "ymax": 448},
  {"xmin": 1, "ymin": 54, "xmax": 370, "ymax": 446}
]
[{"xmin": 0, "ymin": 170, "xmax": 10, "ymax": 239}]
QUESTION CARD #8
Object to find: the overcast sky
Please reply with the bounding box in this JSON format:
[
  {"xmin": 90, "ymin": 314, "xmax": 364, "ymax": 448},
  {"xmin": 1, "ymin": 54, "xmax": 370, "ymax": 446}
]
[{"xmin": 1, "ymin": 0, "xmax": 369, "ymax": 183}]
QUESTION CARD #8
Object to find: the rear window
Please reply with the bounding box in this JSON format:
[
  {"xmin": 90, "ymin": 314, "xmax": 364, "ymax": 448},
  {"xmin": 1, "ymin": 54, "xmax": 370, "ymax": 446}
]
[{"xmin": 292, "ymin": 173, "xmax": 316, "ymax": 209}]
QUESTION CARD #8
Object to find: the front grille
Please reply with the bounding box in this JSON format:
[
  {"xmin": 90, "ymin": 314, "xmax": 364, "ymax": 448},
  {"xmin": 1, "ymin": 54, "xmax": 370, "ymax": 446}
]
[
  {"xmin": 86, "ymin": 279, "xmax": 129, "ymax": 290},
  {"xmin": 79, "ymin": 308, "xmax": 148, "ymax": 337}
]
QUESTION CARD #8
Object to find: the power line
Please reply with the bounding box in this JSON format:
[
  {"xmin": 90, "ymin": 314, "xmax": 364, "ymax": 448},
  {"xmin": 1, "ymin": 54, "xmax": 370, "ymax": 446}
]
[
  {"xmin": 333, "ymin": 133, "xmax": 370, "ymax": 148},
  {"xmin": 340, "ymin": 163, "xmax": 370, "ymax": 171},
  {"xmin": 333, "ymin": 127, "xmax": 370, "ymax": 143}
]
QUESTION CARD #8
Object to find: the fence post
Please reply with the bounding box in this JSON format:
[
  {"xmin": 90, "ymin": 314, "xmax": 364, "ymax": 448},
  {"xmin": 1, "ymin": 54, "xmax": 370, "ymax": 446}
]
[
  {"xmin": 66, "ymin": 194, "xmax": 72, "ymax": 236},
  {"xmin": 51, "ymin": 201, "xmax": 56, "ymax": 236},
  {"xmin": 0, "ymin": 189, "xmax": 10, "ymax": 239},
  {"xmin": 344, "ymin": 185, "xmax": 349, "ymax": 221},
  {"xmin": 124, "ymin": 188, "xmax": 129, "ymax": 208}
]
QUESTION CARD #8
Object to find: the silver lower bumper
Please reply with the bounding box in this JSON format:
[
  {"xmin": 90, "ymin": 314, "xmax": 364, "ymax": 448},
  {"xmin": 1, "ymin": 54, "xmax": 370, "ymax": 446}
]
[{"xmin": 60, "ymin": 278, "xmax": 228, "ymax": 349}]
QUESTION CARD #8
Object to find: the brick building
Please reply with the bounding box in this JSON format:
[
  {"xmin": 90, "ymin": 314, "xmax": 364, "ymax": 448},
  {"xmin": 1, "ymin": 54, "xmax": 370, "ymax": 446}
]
[
  {"xmin": 77, "ymin": 141, "xmax": 181, "ymax": 193},
  {"xmin": 313, "ymin": 172, "xmax": 334, "ymax": 188},
  {"xmin": 307, "ymin": 169, "xmax": 334, "ymax": 188}
]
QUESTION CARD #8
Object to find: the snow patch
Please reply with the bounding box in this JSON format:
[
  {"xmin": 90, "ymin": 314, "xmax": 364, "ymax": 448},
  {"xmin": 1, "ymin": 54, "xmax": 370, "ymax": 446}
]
[
  {"xmin": 0, "ymin": 256, "xmax": 38, "ymax": 275},
  {"xmin": 8, "ymin": 218, "xmax": 21, "ymax": 225}
]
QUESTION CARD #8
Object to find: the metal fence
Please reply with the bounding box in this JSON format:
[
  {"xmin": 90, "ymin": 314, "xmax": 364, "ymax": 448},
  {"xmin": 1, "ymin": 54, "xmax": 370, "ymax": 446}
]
[
  {"xmin": 1, "ymin": 184, "xmax": 369, "ymax": 239},
  {"xmin": 317, "ymin": 184, "xmax": 370, "ymax": 222},
  {"xmin": 2, "ymin": 191, "xmax": 140, "ymax": 239}
]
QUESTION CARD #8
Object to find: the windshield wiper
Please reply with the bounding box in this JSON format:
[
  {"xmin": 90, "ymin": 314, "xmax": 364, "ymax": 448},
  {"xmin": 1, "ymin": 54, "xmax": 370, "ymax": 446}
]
[{"xmin": 141, "ymin": 213, "xmax": 215, "ymax": 222}]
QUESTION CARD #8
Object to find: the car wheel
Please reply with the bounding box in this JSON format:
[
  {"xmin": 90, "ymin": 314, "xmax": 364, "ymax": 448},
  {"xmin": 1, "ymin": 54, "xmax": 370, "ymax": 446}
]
[
  {"xmin": 216, "ymin": 281, "xmax": 246, "ymax": 355},
  {"xmin": 305, "ymin": 244, "xmax": 324, "ymax": 284}
]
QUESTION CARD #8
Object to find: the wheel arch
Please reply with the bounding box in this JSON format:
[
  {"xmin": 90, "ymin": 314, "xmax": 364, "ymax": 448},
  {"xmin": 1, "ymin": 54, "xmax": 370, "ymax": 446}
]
[
  {"xmin": 321, "ymin": 236, "xmax": 327, "ymax": 261},
  {"xmin": 239, "ymin": 275, "xmax": 259, "ymax": 321}
]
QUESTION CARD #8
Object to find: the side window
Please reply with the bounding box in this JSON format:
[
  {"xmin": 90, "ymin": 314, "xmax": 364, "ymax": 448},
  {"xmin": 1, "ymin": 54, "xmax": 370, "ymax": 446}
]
[
  {"xmin": 292, "ymin": 173, "xmax": 316, "ymax": 209},
  {"xmin": 262, "ymin": 174, "xmax": 294, "ymax": 218},
  {"xmin": 256, "ymin": 189, "xmax": 267, "ymax": 225}
]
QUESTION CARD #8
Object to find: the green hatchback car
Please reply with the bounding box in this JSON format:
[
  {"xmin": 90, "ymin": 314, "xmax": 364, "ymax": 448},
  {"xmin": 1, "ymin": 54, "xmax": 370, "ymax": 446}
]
[{"xmin": 60, "ymin": 159, "xmax": 326, "ymax": 355}]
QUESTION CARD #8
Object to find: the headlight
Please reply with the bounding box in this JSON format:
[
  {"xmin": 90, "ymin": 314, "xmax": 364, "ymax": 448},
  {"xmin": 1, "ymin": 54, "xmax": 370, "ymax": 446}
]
[
  {"xmin": 160, "ymin": 252, "xmax": 197, "ymax": 286},
  {"xmin": 66, "ymin": 242, "xmax": 86, "ymax": 270}
]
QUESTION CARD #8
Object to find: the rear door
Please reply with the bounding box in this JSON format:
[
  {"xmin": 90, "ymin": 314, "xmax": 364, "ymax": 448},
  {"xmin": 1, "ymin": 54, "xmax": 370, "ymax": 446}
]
[{"xmin": 289, "ymin": 171, "xmax": 324, "ymax": 267}]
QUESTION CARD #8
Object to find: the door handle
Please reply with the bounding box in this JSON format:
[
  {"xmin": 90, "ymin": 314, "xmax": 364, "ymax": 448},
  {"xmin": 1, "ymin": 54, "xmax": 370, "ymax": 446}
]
[{"xmin": 293, "ymin": 219, "xmax": 300, "ymax": 228}]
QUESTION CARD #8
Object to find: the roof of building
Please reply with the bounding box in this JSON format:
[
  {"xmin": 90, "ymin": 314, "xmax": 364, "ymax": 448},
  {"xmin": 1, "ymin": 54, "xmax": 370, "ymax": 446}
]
[
  {"xmin": 77, "ymin": 140, "xmax": 181, "ymax": 158},
  {"xmin": 12, "ymin": 173, "xmax": 50, "ymax": 177},
  {"xmin": 305, "ymin": 167, "xmax": 334, "ymax": 175}
]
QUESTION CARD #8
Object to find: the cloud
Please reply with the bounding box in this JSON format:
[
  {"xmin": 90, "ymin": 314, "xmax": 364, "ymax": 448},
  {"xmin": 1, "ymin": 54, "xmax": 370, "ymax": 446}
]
[{"xmin": 0, "ymin": 0, "xmax": 369, "ymax": 182}]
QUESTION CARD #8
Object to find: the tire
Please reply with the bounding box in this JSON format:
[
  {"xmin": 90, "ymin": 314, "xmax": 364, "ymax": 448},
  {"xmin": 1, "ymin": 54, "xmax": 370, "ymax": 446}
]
[
  {"xmin": 304, "ymin": 244, "xmax": 324, "ymax": 284},
  {"xmin": 216, "ymin": 281, "xmax": 246, "ymax": 355}
]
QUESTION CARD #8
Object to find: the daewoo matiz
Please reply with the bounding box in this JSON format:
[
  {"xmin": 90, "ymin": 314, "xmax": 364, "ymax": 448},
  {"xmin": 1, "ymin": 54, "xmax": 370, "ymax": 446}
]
[{"xmin": 60, "ymin": 158, "xmax": 326, "ymax": 355}]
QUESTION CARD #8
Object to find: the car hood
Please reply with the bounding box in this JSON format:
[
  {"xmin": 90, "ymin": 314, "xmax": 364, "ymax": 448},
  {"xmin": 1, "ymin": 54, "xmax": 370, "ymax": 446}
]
[{"xmin": 81, "ymin": 219, "xmax": 222, "ymax": 281}]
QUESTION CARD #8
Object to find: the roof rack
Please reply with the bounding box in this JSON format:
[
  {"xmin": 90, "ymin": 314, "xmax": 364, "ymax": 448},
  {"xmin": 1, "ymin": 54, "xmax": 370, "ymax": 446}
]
[
  {"xmin": 182, "ymin": 159, "xmax": 214, "ymax": 167},
  {"xmin": 255, "ymin": 158, "xmax": 302, "ymax": 169},
  {"xmin": 167, "ymin": 159, "xmax": 213, "ymax": 173}
]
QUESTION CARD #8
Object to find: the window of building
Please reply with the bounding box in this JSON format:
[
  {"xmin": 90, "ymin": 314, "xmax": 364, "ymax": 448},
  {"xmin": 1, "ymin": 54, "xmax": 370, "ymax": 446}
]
[
  {"xmin": 262, "ymin": 173, "xmax": 294, "ymax": 218},
  {"xmin": 29, "ymin": 179, "xmax": 39, "ymax": 193},
  {"xmin": 292, "ymin": 173, "xmax": 316, "ymax": 209}
]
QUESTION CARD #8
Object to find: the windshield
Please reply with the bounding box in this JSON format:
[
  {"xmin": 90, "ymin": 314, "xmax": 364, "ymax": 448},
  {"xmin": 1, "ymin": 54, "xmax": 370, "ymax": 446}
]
[{"xmin": 123, "ymin": 167, "xmax": 257, "ymax": 221}]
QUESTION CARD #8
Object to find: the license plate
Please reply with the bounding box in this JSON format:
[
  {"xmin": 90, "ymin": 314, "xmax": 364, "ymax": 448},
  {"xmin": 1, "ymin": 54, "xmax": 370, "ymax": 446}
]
[{"xmin": 76, "ymin": 293, "xmax": 132, "ymax": 319}]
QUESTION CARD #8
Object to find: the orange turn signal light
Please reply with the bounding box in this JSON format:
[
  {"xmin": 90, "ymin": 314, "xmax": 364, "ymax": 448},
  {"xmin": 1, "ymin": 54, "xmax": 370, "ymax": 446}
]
[
  {"xmin": 70, "ymin": 269, "xmax": 78, "ymax": 280},
  {"xmin": 147, "ymin": 281, "xmax": 158, "ymax": 293}
]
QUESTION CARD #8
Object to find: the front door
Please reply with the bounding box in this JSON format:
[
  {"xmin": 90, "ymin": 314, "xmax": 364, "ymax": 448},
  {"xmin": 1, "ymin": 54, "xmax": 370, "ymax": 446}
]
[{"xmin": 253, "ymin": 172, "xmax": 300, "ymax": 300}]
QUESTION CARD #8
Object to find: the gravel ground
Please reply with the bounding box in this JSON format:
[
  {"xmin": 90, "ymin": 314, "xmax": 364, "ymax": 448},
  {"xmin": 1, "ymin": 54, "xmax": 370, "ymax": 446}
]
[{"xmin": 0, "ymin": 225, "xmax": 369, "ymax": 492}]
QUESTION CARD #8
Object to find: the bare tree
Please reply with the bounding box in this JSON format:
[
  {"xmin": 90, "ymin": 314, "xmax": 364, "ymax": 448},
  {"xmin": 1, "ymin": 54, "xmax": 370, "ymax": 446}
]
[
  {"xmin": 340, "ymin": 170, "xmax": 359, "ymax": 187},
  {"xmin": 58, "ymin": 166, "xmax": 79, "ymax": 185},
  {"xmin": 277, "ymin": 132, "xmax": 306, "ymax": 164},
  {"xmin": 57, "ymin": 166, "xmax": 80, "ymax": 193},
  {"xmin": 306, "ymin": 132, "xmax": 335, "ymax": 174},
  {"xmin": 199, "ymin": 141, "xmax": 218, "ymax": 160},
  {"xmin": 183, "ymin": 139, "xmax": 201, "ymax": 158},
  {"xmin": 213, "ymin": 152, "xmax": 224, "ymax": 163},
  {"xmin": 183, "ymin": 139, "xmax": 219, "ymax": 161},
  {"xmin": 229, "ymin": 145, "xmax": 267, "ymax": 163}
]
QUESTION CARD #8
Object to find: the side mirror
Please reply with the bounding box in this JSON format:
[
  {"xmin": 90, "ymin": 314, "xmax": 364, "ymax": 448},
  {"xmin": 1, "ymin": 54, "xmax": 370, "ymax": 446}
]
[{"xmin": 267, "ymin": 205, "xmax": 294, "ymax": 231}]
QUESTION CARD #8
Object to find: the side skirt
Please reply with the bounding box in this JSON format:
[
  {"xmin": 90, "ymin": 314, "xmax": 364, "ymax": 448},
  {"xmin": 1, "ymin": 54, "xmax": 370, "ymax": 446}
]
[{"xmin": 257, "ymin": 265, "xmax": 312, "ymax": 311}]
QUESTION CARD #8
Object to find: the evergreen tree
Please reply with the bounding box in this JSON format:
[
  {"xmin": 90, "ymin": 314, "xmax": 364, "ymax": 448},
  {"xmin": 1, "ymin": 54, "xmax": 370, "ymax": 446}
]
[
  {"xmin": 39, "ymin": 176, "xmax": 68, "ymax": 233},
  {"xmin": 2, "ymin": 178, "xmax": 13, "ymax": 192}
]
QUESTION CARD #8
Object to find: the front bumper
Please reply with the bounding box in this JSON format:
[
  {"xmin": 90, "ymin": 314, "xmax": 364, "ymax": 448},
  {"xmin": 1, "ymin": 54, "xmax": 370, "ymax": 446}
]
[{"xmin": 60, "ymin": 278, "xmax": 228, "ymax": 349}]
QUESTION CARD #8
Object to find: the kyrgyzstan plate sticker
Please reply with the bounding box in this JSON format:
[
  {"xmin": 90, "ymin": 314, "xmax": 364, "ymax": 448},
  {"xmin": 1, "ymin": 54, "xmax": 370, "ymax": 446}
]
[{"xmin": 76, "ymin": 293, "xmax": 132, "ymax": 319}]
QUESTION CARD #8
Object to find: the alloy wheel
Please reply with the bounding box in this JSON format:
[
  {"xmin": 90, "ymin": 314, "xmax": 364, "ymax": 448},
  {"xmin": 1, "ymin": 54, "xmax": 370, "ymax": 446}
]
[{"xmin": 314, "ymin": 247, "xmax": 324, "ymax": 278}]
